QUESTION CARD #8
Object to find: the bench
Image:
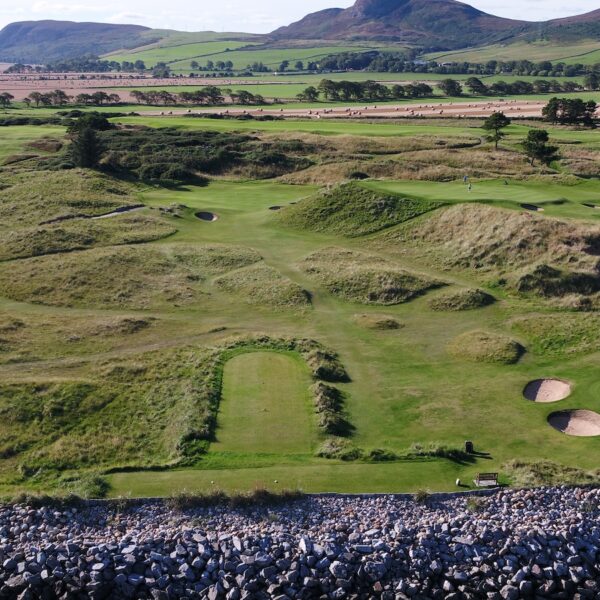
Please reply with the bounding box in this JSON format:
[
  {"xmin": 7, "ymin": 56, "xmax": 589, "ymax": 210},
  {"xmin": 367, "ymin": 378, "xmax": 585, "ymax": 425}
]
[{"xmin": 474, "ymin": 473, "xmax": 499, "ymax": 488}]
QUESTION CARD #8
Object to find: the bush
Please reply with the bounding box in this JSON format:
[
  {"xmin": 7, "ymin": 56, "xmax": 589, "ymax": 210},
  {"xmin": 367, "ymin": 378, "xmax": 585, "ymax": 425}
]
[
  {"xmin": 306, "ymin": 349, "xmax": 350, "ymax": 382},
  {"xmin": 317, "ymin": 438, "xmax": 363, "ymax": 461},
  {"xmin": 466, "ymin": 497, "xmax": 486, "ymax": 513},
  {"xmin": 413, "ymin": 489, "xmax": 431, "ymax": 505}
]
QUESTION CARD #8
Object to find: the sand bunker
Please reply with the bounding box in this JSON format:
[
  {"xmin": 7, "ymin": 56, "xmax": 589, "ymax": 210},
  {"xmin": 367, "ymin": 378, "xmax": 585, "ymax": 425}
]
[
  {"xmin": 583, "ymin": 203, "xmax": 600, "ymax": 209},
  {"xmin": 269, "ymin": 206, "xmax": 282, "ymax": 211},
  {"xmin": 524, "ymin": 379, "xmax": 571, "ymax": 403},
  {"xmin": 196, "ymin": 212, "xmax": 219, "ymax": 222},
  {"xmin": 521, "ymin": 204, "xmax": 544, "ymax": 212},
  {"xmin": 548, "ymin": 410, "xmax": 600, "ymax": 437}
]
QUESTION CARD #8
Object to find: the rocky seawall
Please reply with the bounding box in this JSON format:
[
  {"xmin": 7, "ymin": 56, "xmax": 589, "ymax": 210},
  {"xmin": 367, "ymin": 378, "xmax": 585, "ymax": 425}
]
[{"xmin": 1, "ymin": 487, "xmax": 599, "ymax": 599}]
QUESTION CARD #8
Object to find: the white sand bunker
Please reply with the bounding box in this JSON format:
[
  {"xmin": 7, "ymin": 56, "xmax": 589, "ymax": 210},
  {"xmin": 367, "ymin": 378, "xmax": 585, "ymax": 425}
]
[
  {"xmin": 548, "ymin": 410, "xmax": 600, "ymax": 437},
  {"xmin": 524, "ymin": 379, "xmax": 571, "ymax": 403},
  {"xmin": 196, "ymin": 212, "xmax": 219, "ymax": 222}
]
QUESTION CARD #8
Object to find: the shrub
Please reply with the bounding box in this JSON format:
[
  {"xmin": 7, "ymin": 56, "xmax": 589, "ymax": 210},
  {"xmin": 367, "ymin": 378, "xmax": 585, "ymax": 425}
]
[
  {"xmin": 317, "ymin": 438, "xmax": 363, "ymax": 461},
  {"xmin": 413, "ymin": 489, "xmax": 431, "ymax": 505},
  {"xmin": 466, "ymin": 497, "xmax": 487, "ymax": 513}
]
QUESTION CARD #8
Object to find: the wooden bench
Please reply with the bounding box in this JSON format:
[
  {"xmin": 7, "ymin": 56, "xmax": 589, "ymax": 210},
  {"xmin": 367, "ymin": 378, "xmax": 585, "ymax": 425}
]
[{"xmin": 474, "ymin": 473, "xmax": 499, "ymax": 488}]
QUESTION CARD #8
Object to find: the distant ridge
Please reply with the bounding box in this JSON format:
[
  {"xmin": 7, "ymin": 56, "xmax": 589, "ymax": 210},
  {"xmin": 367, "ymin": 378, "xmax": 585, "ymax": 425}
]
[
  {"xmin": 0, "ymin": 20, "xmax": 151, "ymax": 63},
  {"xmin": 271, "ymin": 0, "xmax": 600, "ymax": 49}
]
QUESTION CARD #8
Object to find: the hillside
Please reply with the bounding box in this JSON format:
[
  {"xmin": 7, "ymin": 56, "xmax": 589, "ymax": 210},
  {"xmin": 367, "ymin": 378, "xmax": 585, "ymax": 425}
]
[
  {"xmin": 271, "ymin": 0, "xmax": 600, "ymax": 50},
  {"xmin": 0, "ymin": 20, "xmax": 152, "ymax": 63}
]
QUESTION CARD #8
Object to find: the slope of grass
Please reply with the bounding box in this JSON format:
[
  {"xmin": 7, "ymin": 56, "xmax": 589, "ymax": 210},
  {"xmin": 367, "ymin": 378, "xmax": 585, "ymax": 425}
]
[
  {"xmin": 0, "ymin": 169, "xmax": 141, "ymax": 229},
  {"xmin": 0, "ymin": 126, "xmax": 65, "ymax": 163},
  {"xmin": 0, "ymin": 244, "xmax": 262, "ymax": 309},
  {"xmin": 448, "ymin": 330, "xmax": 525, "ymax": 364},
  {"xmin": 426, "ymin": 39, "xmax": 600, "ymax": 65},
  {"xmin": 0, "ymin": 214, "xmax": 176, "ymax": 261},
  {"xmin": 301, "ymin": 247, "xmax": 444, "ymax": 305},
  {"xmin": 428, "ymin": 288, "xmax": 496, "ymax": 312},
  {"xmin": 278, "ymin": 182, "xmax": 443, "ymax": 237},
  {"xmin": 214, "ymin": 263, "xmax": 311, "ymax": 308},
  {"xmin": 511, "ymin": 313, "xmax": 600, "ymax": 357}
]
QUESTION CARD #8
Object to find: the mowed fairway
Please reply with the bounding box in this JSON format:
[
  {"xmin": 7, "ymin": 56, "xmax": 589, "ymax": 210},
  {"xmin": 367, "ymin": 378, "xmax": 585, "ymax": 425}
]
[{"xmin": 214, "ymin": 352, "xmax": 315, "ymax": 454}]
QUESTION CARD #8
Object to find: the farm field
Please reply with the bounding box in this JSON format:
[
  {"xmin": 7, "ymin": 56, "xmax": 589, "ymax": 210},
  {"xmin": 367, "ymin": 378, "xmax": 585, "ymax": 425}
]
[
  {"xmin": 426, "ymin": 40, "xmax": 600, "ymax": 65},
  {"xmin": 0, "ymin": 101, "xmax": 600, "ymax": 499}
]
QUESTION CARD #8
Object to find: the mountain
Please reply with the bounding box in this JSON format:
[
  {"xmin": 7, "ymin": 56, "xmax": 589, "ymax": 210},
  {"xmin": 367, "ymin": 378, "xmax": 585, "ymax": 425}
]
[
  {"xmin": 0, "ymin": 21, "xmax": 152, "ymax": 63},
  {"xmin": 271, "ymin": 0, "xmax": 600, "ymax": 49}
]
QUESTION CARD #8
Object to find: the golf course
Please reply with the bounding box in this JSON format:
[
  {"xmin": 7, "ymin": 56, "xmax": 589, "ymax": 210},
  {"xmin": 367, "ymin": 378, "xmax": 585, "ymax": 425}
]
[{"xmin": 0, "ymin": 92, "xmax": 599, "ymax": 500}]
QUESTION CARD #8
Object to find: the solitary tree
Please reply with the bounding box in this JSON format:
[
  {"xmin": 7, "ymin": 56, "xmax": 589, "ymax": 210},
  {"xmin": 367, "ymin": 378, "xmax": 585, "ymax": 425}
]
[
  {"xmin": 437, "ymin": 79, "xmax": 463, "ymax": 97},
  {"xmin": 584, "ymin": 72, "xmax": 599, "ymax": 91},
  {"xmin": 483, "ymin": 112, "xmax": 511, "ymax": 150},
  {"xmin": 523, "ymin": 129, "xmax": 559, "ymax": 166},
  {"xmin": 294, "ymin": 61, "xmax": 304, "ymax": 71},
  {"xmin": 465, "ymin": 77, "xmax": 488, "ymax": 96},
  {"xmin": 0, "ymin": 92, "xmax": 14, "ymax": 107},
  {"xmin": 70, "ymin": 127, "xmax": 102, "ymax": 168},
  {"xmin": 297, "ymin": 86, "xmax": 320, "ymax": 102}
]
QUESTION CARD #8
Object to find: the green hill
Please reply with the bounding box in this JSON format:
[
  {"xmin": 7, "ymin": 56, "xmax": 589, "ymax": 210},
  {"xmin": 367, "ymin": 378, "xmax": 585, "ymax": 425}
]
[
  {"xmin": 0, "ymin": 20, "xmax": 152, "ymax": 62},
  {"xmin": 278, "ymin": 182, "xmax": 442, "ymax": 237}
]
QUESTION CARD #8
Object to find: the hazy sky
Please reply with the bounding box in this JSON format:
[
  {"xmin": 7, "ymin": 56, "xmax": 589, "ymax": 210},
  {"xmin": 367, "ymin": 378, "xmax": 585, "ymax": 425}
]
[{"xmin": 0, "ymin": 0, "xmax": 597, "ymax": 32}]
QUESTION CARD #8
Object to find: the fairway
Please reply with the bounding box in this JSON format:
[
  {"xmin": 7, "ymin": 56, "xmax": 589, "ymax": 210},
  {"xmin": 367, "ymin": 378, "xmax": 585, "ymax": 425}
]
[{"xmin": 214, "ymin": 351, "xmax": 315, "ymax": 454}]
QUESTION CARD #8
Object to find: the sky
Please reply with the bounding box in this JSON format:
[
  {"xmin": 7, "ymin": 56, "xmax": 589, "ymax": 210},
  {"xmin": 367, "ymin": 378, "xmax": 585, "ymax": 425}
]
[{"xmin": 0, "ymin": 0, "xmax": 598, "ymax": 33}]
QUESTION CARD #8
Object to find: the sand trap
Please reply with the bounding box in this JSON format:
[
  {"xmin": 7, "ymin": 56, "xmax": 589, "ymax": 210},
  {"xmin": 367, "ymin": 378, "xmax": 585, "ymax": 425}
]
[
  {"xmin": 92, "ymin": 205, "xmax": 144, "ymax": 220},
  {"xmin": 196, "ymin": 212, "xmax": 219, "ymax": 222},
  {"xmin": 583, "ymin": 203, "xmax": 600, "ymax": 209},
  {"xmin": 269, "ymin": 206, "xmax": 282, "ymax": 211},
  {"xmin": 524, "ymin": 379, "xmax": 571, "ymax": 403},
  {"xmin": 548, "ymin": 410, "xmax": 600, "ymax": 437},
  {"xmin": 521, "ymin": 204, "xmax": 544, "ymax": 212}
]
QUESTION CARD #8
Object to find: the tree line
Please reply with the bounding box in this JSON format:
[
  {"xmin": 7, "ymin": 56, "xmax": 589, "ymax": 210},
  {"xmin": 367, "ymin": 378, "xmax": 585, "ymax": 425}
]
[
  {"xmin": 319, "ymin": 52, "xmax": 600, "ymax": 79},
  {"xmin": 295, "ymin": 78, "xmax": 595, "ymax": 103},
  {"xmin": 129, "ymin": 87, "xmax": 266, "ymax": 106}
]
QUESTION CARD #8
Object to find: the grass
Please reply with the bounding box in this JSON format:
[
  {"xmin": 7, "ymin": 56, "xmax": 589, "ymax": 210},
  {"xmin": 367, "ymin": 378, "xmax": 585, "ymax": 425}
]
[
  {"xmin": 2, "ymin": 115, "xmax": 600, "ymax": 497},
  {"xmin": 278, "ymin": 182, "xmax": 443, "ymax": 237},
  {"xmin": 425, "ymin": 39, "xmax": 600, "ymax": 65},
  {"xmin": 214, "ymin": 263, "xmax": 311, "ymax": 308},
  {"xmin": 428, "ymin": 288, "xmax": 496, "ymax": 312},
  {"xmin": 301, "ymin": 247, "xmax": 444, "ymax": 306},
  {"xmin": 447, "ymin": 330, "xmax": 525, "ymax": 364},
  {"xmin": 0, "ymin": 125, "xmax": 65, "ymax": 162},
  {"xmin": 0, "ymin": 243, "xmax": 262, "ymax": 309},
  {"xmin": 212, "ymin": 351, "xmax": 316, "ymax": 454}
]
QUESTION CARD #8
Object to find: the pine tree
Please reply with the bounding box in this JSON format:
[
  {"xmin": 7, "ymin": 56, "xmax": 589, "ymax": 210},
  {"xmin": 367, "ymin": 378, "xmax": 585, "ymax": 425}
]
[{"xmin": 70, "ymin": 127, "xmax": 101, "ymax": 168}]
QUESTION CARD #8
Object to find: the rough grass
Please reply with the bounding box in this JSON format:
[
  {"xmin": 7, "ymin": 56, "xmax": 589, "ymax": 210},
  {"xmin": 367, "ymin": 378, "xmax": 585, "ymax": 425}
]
[
  {"xmin": 353, "ymin": 314, "xmax": 403, "ymax": 330},
  {"xmin": 504, "ymin": 460, "xmax": 600, "ymax": 488},
  {"xmin": 0, "ymin": 170, "xmax": 140, "ymax": 229},
  {"xmin": 390, "ymin": 203, "xmax": 600, "ymax": 274},
  {"xmin": 214, "ymin": 263, "xmax": 311, "ymax": 308},
  {"xmin": 0, "ymin": 215, "xmax": 176, "ymax": 261},
  {"xmin": 379, "ymin": 203, "xmax": 600, "ymax": 302},
  {"xmin": 428, "ymin": 288, "xmax": 496, "ymax": 312},
  {"xmin": 511, "ymin": 313, "xmax": 600, "ymax": 357},
  {"xmin": 0, "ymin": 346, "xmax": 222, "ymax": 476},
  {"xmin": 302, "ymin": 247, "xmax": 444, "ymax": 305},
  {"xmin": 447, "ymin": 330, "xmax": 525, "ymax": 364},
  {"xmin": 278, "ymin": 182, "xmax": 442, "ymax": 237},
  {"xmin": 0, "ymin": 244, "xmax": 262, "ymax": 309}
]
